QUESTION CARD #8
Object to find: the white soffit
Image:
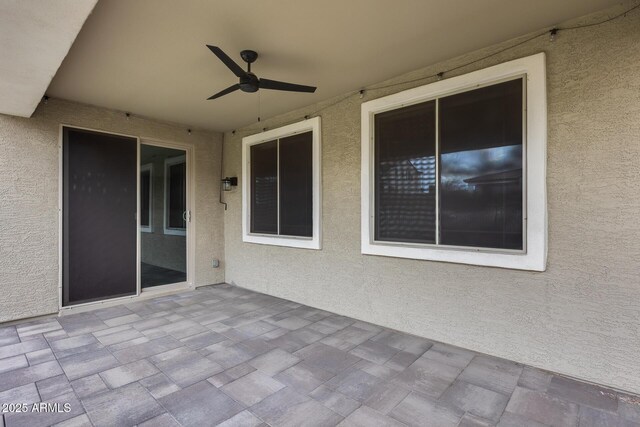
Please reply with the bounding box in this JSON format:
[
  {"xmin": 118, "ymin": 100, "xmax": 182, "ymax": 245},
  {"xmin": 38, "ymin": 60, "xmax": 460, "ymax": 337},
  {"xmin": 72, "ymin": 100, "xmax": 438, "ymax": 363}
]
[
  {"xmin": 0, "ymin": 0, "xmax": 97, "ymax": 117},
  {"xmin": 46, "ymin": 0, "xmax": 621, "ymax": 131}
]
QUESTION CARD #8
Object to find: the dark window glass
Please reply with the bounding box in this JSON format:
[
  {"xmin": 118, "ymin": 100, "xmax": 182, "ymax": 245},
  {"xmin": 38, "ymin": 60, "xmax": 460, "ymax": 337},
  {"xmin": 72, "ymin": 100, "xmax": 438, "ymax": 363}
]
[
  {"xmin": 374, "ymin": 101, "xmax": 437, "ymax": 243},
  {"xmin": 251, "ymin": 140, "xmax": 278, "ymax": 234},
  {"xmin": 167, "ymin": 161, "xmax": 186, "ymax": 229},
  {"xmin": 279, "ymin": 132, "xmax": 313, "ymax": 237},
  {"xmin": 439, "ymin": 78, "xmax": 523, "ymax": 249},
  {"xmin": 140, "ymin": 169, "xmax": 151, "ymax": 227}
]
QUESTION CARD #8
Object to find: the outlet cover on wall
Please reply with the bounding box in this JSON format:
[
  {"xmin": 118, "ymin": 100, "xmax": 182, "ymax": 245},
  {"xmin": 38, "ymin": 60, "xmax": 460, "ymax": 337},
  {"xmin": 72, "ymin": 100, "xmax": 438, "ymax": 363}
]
[{"xmin": 212, "ymin": 259, "xmax": 220, "ymax": 268}]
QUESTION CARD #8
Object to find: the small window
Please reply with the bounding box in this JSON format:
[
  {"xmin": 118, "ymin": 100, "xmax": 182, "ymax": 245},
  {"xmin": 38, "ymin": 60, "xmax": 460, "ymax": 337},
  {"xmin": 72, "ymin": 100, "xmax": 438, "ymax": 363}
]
[
  {"xmin": 164, "ymin": 155, "xmax": 186, "ymax": 236},
  {"xmin": 361, "ymin": 53, "xmax": 547, "ymax": 271},
  {"xmin": 140, "ymin": 164, "xmax": 153, "ymax": 233},
  {"xmin": 242, "ymin": 117, "xmax": 321, "ymax": 249}
]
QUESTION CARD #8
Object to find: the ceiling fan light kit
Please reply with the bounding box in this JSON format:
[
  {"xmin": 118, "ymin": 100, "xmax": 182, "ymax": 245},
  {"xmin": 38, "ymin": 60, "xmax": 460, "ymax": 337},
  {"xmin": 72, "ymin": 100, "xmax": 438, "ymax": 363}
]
[{"xmin": 206, "ymin": 45, "xmax": 317, "ymax": 100}]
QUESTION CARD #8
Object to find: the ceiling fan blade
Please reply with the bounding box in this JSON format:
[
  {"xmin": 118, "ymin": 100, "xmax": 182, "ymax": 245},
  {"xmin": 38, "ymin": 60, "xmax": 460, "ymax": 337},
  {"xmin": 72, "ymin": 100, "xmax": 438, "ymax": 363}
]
[
  {"xmin": 207, "ymin": 84, "xmax": 240, "ymax": 100},
  {"xmin": 206, "ymin": 45, "xmax": 246, "ymax": 78},
  {"xmin": 259, "ymin": 78, "xmax": 316, "ymax": 93}
]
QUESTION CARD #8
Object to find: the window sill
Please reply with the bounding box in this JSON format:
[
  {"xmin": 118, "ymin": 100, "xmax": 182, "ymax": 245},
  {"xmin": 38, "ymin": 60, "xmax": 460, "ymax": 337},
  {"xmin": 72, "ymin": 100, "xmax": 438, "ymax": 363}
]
[
  {"xmin": 361, "ymin": 240, "xmax": 545, "ymax": 271},
  {"xmin": 164, "ymin": 228, "xmax": 186, "ymax": 236},
  {"xmin": 243, "ymin": 233, "xmax": 321, "ymax": 250}
]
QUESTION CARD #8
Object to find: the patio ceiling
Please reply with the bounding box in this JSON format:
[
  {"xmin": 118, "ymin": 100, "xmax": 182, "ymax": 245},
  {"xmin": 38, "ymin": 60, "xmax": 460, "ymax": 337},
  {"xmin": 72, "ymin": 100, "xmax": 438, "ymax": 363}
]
[
  {"xmin": 44, "ymin": 0, "xmax": 620, "ymax": 132},
  {"xmin": 0, "ymin": 0, "xmax": 97, "ymax": 117}
]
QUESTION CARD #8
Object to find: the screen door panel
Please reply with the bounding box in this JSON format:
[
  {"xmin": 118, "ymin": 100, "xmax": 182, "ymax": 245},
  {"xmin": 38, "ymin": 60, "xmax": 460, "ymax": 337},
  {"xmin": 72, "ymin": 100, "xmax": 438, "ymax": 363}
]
[{"xmin": 63, "ymin": 127, "xmax": 138, "ymax": 306}]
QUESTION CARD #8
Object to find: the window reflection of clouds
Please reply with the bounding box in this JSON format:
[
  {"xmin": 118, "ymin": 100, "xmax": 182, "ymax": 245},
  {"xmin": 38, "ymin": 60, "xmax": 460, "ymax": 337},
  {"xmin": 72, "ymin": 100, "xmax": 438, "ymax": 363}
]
[{"xmin": 441, "ymin": 145, "xmax": 522, "ymax": 189}]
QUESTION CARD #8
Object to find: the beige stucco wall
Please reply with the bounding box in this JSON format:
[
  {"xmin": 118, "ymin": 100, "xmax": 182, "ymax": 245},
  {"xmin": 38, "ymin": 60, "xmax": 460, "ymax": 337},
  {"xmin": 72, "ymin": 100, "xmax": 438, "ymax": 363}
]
[
  {"xmin": 0, "ymin": 99, "xmax": 225, "ymax": 323},
  {"xmin": 223, "ymin": 4, "xmax": 640, "ymax": 393}
]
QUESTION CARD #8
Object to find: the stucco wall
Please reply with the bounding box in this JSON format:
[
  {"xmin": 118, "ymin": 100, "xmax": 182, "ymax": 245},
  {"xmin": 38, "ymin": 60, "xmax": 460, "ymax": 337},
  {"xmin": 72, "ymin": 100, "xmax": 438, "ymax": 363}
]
[
  {"xmin": 223, "ymin": 4, "xmax": 640, "ymax": 393},
  {"xmin": 0, "ymin": 99, "xmax": 225, "ymax": 323}
]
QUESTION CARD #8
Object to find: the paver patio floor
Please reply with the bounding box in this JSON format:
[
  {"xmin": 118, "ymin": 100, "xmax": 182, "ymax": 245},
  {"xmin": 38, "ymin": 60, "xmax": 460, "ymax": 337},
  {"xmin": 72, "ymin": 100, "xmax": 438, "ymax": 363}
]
[{"xmin": 0, "ymin": 284, "xmax": 638, "ymax": 426}]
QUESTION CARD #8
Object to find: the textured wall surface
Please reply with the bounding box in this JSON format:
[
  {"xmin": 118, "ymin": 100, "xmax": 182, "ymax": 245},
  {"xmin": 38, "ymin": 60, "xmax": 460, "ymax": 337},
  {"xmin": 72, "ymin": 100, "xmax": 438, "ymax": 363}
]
[
  {"xmin": 0, "ymin": 99, "xmax": 225, "ymax": 323},
  {"xmin": 223, "ymin": 3, "xmax": 640, "ymax": 393}
]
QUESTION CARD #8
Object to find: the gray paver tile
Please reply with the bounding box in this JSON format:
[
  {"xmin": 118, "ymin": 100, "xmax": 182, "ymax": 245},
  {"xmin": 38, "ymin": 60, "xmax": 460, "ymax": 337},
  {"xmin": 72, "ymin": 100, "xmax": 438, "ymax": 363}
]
[
  {"xmin": 139, "ymin": 372, "xmax": 181, "ymax": 399},
  {"xmin": 222, "ymin": 370, "xmax": 285, "ymax": 406},
  {"xmin": 517, "ymin": 366, "xmax": 553, "ymax": 391},
  {"xmin": 36, "ymin": 374, "xmax": 73, "ymax": 400},
  {"xmin": 579, "ymin": 405, "xmax": 631, "ymax": 427},
  {"xmin": 207, "ymin": 344, "xmax": 254, "ymax": 369},
  {"xmin": 311, "ymin": 385, "xmax": 361, "ymax": 417},
  {"xmin": 0, "ymin": 336, "xmax": 48, "ymax": 359},
  {"xmin": 0, "ymin": 354, "xmax": 28, "ymax": 374},
  {"xmin": 4, "ymin": 391, "xmax": 84, "ymax": 427},
  {"xmin": 208, "ymin": 362, "xmax": 256, "ymax": 387},
  {"xmin": 338, "ymin": 405, "xmax": 405, "ymax": 427},
  {"xmin": 363, "ymin": 382, "xmax": 411, "ymax": 414},
  {"xmin": 295, "ymin": 342, "xmax": 361, "ymax": 374},
  {"xmin": 421, "ymin": 342, "xmax": 475, "ymax": 369},
  {"xmin": 0, "ymin": 383, "xmax": 40, "ymax": 405},
  {"xmin": 137, "ymin": 413, "xmax": 181, "ymax": 427},
  {"xmin": 0, "ymin": 360, "xmax": 63, "ymax": 392},
  {"xmin": 82, "ymin": 382, "xmax": 163, "ymax": 427},
  {"xmin": 390, "ymin": 391, "xmax": 463, "ymax": 427},
  {"xmin": 216, "ymin": 410, "xmax": 264, "ymax": 427},
  {"xmin": 111, "ymin": 335, "xmax": 182, "ymax": 364},
  {"xmin": 349, "ymin": 340, "xmax": 399, "ymax": 365},
  {"xmin": 99, "ymin": 359, "xmax": 159, "ymax": 389},
  {"xmin": 504, "ymin": 386, "xmax": 579, "ymax": 427},
  {"xmin": 26, "ymin": 348, "xmax": 56, "ymax": 365},
  {"xmin": 274, "ymin": 361, "xmax": 335, "ymax": 393},
  {"xmin": 326, "ymin": 368, "xmax": 384, "ymax": 402},
  {"xmin": 58, "ymin": 348, "xmax": 119, "ymax": 381},
  {"xmin": 52, "ymin": 413, "xmax": 93, "ymax": 427},
  {"xmin": 70, "ymin": 374, "xmax": 108, "ymax": 399},
  {"xmin": 440, "ymin": 380, "xmax": 510, "ymax": 422},
  {"xmin": 248, "ymin": 348, "xmax": 301, "ymax": 376},
  {"xmin": 547, "ymin": 374, "xmax": 618, "ymax": 412},
  {"xmin": 16, "ymin": 319, "xmax": 62, "ymax": 338},
  {"xmin": 103, "ymin": 313, "xmax": 142, "ymax": 327},
  {"xmin": 158, "ymin": 381, "xmax": 244, "ymax": 426},
  {"xmin": 153, "ymin": 349, "xmax": 224, "ymax": 387},
  {"xmin": 392, "ymin": 356, "xmax": 460, "ymax": 398},
  {"xmin": 458, "ymin": 356, "xmax": 523, "ymax": 395}
]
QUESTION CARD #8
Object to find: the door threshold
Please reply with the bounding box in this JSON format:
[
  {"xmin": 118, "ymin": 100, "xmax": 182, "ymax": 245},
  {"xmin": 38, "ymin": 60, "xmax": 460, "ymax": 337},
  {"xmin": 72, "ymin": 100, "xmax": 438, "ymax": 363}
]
[{"xmin": 59, "ymin": 282, "xmax": 193, "ymax": 316}]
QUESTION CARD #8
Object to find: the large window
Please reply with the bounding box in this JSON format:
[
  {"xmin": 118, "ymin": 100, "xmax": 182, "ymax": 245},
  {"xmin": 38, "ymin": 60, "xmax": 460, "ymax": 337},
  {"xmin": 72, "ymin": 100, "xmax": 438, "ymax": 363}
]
[
  {"xmin": 242, "ymin": 117, "xmax": 321, "ymax": 249},
  {"xmin": 164, "ymin": 155, "xmax": 186, "ymax": 236},
  {"xmin": 361, "ymin": 53, "xmax": 547, "ymax": 271},
  {"xmin": 140, "ymin": 163, "xmax": 153, "ymax": 233}
]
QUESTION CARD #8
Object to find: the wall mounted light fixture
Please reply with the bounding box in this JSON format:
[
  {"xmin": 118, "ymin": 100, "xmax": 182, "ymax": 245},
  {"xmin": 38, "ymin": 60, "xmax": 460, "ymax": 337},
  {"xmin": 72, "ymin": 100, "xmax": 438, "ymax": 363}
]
[{"xmin": 221, "ymin": 177, "xmax": 238, "ymax": 192}]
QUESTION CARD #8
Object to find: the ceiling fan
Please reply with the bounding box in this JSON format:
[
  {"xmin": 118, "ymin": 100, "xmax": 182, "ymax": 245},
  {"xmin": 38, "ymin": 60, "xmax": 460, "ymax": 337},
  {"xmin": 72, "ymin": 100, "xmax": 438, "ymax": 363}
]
[{"xmin": 206, "ymin": 45, "xmax": 317, "ymax": 100}]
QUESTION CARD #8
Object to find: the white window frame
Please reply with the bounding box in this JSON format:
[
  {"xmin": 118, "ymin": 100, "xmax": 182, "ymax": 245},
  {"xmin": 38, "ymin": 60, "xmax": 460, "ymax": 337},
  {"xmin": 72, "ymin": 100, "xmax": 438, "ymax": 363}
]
[
  {"xmin": 140, "ymin": 163, "xmax": 153, "ymax": 233},
  {"xmin": 361, "ymin": 53, "xmax": 547, "ymax": 271},
  {"xmin": 242, "ymin": 117, "xmax": 322, "ymax": 249},
  {"xmin": 164, "ymin": 154, "xmax": 187, "ymax": 236}
]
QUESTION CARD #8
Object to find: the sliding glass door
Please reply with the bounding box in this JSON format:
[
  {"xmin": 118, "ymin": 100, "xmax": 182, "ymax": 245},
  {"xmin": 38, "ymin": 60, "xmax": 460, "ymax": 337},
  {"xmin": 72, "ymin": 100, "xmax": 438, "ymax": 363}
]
[
  {"xmin": 139, "ymin": 144, "xmax": 188, "ymax": 288},
  {"xmin": 62, "ymin": 127, "xmax": 138, "ymax": 306}
]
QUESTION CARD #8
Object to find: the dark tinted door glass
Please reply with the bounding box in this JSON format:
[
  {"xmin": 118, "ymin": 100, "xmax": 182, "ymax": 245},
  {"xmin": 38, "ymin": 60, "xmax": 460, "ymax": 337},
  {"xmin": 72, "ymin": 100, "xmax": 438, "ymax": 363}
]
[
  {"xmin": 251, "ymin": 140, "xmax": 278, "ymax": 234},
  {"xmin": 439, "ymin": 78, "xmax": 523, "ymax": 249},
  {"xmin": 167, "ymin": 161, "xmax": 186, "ymax": 229},
  {"xmin": 279, "ymin": 132, "xmax": 313, "ymax": 237},
  {"xmin": 374, "ymin": 101, "xmax": 437, "ymax": 243},
  {"xmin": 63, "ymin": 128, "xmax": 137, "ymax": 305},
  {"xmin": 141, "ymin": 169, "xmax": 151, "ymax": 227}
]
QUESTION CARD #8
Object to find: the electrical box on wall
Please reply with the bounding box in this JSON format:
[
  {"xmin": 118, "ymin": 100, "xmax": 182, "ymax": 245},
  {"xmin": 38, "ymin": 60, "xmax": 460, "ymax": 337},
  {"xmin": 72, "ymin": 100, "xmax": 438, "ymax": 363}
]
[{"xmin": 212, "ymin": 259, "xmax": 220, "ymax": 268}]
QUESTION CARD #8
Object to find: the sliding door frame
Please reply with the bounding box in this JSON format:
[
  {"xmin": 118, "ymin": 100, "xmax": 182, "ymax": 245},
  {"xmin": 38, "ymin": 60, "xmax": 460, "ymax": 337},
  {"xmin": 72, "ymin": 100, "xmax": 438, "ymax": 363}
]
[
  {"xmin": 139, "ymin": 138, "xmax": 195, "ymax": 294},
  {"xmin": 58, "ymin": 125, "xmax": 195, "ymax": 311}
]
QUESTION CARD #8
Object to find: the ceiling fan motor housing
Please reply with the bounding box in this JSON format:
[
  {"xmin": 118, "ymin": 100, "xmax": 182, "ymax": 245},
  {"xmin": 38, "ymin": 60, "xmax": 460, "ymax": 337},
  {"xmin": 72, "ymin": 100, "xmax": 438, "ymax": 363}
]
[{"xmin": 239, "ymin": 73, "xmax": 259, "ymax": 92}]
